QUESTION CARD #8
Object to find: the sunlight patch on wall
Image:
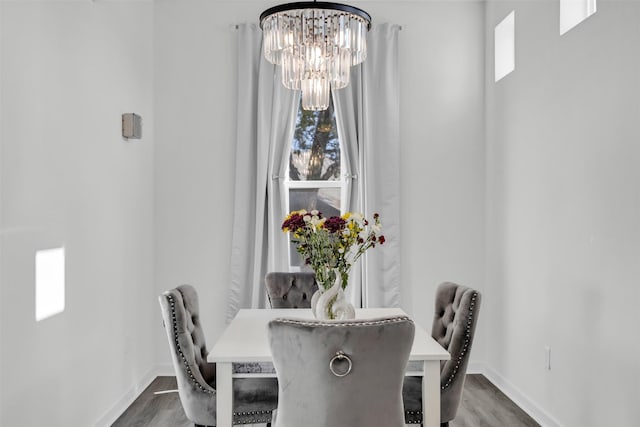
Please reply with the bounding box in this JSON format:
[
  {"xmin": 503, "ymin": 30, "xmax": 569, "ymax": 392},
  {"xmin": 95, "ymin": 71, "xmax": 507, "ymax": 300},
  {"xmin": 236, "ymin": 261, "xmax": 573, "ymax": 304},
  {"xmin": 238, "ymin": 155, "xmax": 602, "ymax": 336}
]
[
  {"xmin": 495, "ymin": 11, "xmax": 515, "ymax": 82},
  {"xmin": 560, "ymin": 0, "xmax": 596, "ymax": 35},
  {"xmin": 35, "ymin": 247, "xmax": 65, "ymax": 321}
]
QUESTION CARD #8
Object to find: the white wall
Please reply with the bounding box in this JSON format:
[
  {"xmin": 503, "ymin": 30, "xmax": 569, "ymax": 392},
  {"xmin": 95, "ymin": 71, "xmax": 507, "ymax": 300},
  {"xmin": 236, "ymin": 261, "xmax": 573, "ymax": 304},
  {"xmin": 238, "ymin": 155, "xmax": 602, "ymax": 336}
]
[
  {"xmin": 2, "ymin": 0, "xmax": 636, "ymax": 425},
  {"xmin": 485, "ymin": 1, "xmax": 640, "ymax": 426},
  {"xmin": 0, "ymin": 3, "xmax": 4, "ymax": 423},
  {"xmin": 0, "ymin": 1, "xmax": 155, "ymax": 426},
  {"xmin": 153, "ymin": 0, "xmax": 486, "ymax": 367},
  {"xmin": 0, "ymin": 0, "xmax": 487, "ymax": 424}
]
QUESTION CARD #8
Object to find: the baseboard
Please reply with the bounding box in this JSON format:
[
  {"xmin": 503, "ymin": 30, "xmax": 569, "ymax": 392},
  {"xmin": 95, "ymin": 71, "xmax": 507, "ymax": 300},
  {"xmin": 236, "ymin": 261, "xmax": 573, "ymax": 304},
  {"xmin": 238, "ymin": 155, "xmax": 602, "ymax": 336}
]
[
  {"xmin": 154, "ymin": 363, "xmax": 176, "ymax": 377},
  {"xmin": 481, "ymin": 365, "xmax": 566, "ymax": 427},
  {"xmin": 96, "ymin": 362, "xmax": 563, "ymax": 427},
  {"xmin": 467, "ymin": 360, "xmax": 486, "ymax": 374},
  {"xmin": 93, "ymin": 364, "xmax": 174, "ymax": 427}
]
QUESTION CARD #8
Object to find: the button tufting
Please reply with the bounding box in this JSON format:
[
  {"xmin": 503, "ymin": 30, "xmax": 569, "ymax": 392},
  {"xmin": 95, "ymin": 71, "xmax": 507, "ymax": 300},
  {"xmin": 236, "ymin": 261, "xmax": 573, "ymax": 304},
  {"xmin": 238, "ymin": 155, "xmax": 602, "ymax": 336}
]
[
  {"xmin": 165, "ymin": 294, "xmax": 214, "ymax": 395},
  {"xmin": 441, "ymin": 290, "xmax": 478, "ymax": 391}
]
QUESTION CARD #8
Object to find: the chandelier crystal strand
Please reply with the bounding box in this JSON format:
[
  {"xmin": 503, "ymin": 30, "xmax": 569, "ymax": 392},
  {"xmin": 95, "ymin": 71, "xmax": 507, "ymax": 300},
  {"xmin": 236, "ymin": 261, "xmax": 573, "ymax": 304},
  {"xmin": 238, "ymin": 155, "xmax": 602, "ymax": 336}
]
[
  {"xmin": 301, "ymin": 76, "xmax": 330, "ymax": 110},
  {"xmin": 260, "ymin": 2, "xmax": 371, "ymax": 111}
]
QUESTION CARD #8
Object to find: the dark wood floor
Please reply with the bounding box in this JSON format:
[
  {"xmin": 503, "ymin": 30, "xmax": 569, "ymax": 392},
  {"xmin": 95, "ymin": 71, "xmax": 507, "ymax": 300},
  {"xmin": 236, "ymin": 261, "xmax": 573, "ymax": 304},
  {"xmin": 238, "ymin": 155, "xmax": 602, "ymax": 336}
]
[
  {"xmin": 452, "ymin": 375, "xmax": 539, "ymax": 427},
  {"xmin": 112, "ymin": 374, "xmax": 540, "ymax": 427}
]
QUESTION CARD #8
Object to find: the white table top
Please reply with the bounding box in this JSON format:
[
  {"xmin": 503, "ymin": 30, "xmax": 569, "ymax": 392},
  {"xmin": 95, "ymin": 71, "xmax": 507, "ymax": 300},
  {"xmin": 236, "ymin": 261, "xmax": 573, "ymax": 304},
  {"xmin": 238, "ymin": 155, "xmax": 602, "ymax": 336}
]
[{"xmin": 208, "ymin": 308, "xmax": 450, "ymax": 363}]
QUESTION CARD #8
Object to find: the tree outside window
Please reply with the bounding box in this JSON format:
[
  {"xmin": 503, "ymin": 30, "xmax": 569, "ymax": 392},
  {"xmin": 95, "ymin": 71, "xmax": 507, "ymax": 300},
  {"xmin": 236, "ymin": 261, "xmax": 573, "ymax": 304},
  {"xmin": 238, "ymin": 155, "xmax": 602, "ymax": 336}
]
[{"xmin": 285, "ymin": 96, "xmax": 347, "ymax": 267}]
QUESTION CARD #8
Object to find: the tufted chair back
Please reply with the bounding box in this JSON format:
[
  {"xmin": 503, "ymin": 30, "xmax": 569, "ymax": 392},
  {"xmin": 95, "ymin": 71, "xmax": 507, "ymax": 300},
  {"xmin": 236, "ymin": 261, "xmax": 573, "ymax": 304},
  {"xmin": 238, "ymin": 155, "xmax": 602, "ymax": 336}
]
[
  {"xmin": 265, "ymin": 272, "xmax": 318, "ymax": 309},
  {"xmin": 403, "ymin": 282, "xmax": 481, "ymax": 426},
  {"xmin": 269, "ymin": 316, "xmax": 415, "ymax": 427},
  {"xmin": 433, "ymin": 282, "xmax": 481, "ymax": 423},
  {"xmin": 159, "ymin": 285, "xmax": 216, "ymax": 426},
  {"xmin": 159, "ymin": 285, "xmax": 278, "ymax": 426}
]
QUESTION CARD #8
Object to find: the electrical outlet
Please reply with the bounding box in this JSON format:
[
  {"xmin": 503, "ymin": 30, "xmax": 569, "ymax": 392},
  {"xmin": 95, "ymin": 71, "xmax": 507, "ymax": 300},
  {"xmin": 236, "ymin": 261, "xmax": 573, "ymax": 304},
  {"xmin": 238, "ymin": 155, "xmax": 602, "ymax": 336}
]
[{"xmin": 544, "ymin": 346, "xmax": 551, "ymax": 370}]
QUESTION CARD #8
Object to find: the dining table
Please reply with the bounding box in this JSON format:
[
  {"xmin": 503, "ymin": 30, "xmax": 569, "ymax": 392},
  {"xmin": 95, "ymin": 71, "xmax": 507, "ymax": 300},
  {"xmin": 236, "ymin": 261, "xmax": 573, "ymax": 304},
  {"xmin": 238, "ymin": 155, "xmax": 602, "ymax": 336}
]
[{"xmin": 207, "ymin": 307, "xmax": 450, "ymax": 427}]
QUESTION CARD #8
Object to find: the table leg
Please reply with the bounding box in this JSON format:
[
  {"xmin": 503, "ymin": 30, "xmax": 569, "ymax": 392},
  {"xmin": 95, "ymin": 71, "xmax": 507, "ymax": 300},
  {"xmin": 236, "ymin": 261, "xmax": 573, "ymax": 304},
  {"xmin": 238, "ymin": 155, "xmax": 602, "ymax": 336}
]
[
  {"xmin": 216, "ymin": 362, "xmax": 233, "ymax": 427},
  {"xmin": 422, "ymin": 361, "xmax": 441, "ymax": 427}
]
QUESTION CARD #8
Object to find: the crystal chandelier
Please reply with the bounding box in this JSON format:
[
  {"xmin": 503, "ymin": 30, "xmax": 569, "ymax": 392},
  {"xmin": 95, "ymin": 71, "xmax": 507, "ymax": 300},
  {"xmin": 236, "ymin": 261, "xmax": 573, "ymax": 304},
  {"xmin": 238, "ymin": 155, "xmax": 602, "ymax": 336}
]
[{"xmin": 260, "ymin": 1, "xmax": 371, "ymax": 111}]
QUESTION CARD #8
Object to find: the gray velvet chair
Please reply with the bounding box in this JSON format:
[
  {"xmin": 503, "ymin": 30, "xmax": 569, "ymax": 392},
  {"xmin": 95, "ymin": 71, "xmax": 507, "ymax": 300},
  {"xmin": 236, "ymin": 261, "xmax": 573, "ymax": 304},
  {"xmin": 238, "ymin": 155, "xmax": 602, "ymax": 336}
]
[
  {"xmin": 403, "ymin": 282, "xmax": 481, "ymax": 426},
  {"xmin": 265, "ymin": 272, "xmax": 318, "ymax": 308},
  {"xmin": 268, "ymin": 316, "xmax": 415, "ymax": 427},
  {"xmin": 159, "ymin": 284, "xmax": 278, "ymax": 426}
]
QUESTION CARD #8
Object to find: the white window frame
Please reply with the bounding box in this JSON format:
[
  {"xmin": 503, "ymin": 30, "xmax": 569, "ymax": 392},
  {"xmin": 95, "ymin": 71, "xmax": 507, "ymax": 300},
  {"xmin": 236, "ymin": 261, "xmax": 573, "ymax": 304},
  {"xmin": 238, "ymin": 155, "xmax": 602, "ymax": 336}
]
[{"xmin": 283, "ymin": 105, "xmax": 350, "ymax": 270}]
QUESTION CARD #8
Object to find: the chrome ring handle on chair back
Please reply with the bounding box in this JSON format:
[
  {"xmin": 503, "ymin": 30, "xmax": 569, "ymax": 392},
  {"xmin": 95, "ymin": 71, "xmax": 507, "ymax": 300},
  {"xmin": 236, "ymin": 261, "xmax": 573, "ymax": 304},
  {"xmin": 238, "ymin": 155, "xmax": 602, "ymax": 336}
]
[{"xmin": 329, "ymin": 350, "xmax": 352, "ymax": 377}]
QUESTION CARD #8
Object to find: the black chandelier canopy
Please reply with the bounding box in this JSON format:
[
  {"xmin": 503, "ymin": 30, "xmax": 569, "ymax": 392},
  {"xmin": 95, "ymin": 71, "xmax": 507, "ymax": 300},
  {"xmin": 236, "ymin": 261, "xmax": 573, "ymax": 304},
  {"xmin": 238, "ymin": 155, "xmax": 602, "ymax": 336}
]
[{"xmin": 260, "ymin": 2, "xmax": 372, "ymax": 30}]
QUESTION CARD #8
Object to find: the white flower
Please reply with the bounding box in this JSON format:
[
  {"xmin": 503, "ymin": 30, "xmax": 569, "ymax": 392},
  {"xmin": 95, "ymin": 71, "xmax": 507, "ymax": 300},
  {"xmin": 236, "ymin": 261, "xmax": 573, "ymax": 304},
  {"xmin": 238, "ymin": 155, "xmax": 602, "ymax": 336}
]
[
  {"xmin": 349, "ymin": 213, "xmax": 365, "ymax": 227},
  {"xmin": 310, "ymin": 209, "xmax": 319, "ymax": 216},
  {"xmin": 303, "ymin": 215, "xmax": 311, "ymax": 222},
  {"xmin": 309, "ymin": 216, "xmax": 322, "ymax": 227}
]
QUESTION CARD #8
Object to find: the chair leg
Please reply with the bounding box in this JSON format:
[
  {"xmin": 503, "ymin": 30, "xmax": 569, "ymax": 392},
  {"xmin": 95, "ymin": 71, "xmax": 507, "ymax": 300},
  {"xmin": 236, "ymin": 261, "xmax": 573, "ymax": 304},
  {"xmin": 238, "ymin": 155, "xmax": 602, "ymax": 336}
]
[{"xmin": 441, "ymin": 423, "xmax": 449, "ymax": 427}]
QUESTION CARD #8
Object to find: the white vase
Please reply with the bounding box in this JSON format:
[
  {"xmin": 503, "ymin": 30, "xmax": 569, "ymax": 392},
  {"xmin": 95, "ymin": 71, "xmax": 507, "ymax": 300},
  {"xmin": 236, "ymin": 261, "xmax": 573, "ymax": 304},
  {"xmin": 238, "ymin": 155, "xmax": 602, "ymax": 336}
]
[{"xmin": 311, "ymin": 270, "xmax": 355, "ymax": 320}]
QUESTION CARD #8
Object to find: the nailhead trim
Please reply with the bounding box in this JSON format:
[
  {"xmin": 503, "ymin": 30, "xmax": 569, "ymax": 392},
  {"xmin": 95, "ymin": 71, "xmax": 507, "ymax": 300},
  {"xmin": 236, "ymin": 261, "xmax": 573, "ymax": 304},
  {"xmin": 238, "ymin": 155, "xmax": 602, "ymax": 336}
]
[
  {"xmin": 441, "ymin": 292, "xmax": 477, "ymax": 391},
  {"xmin": 232, "ymin": 409, "xmax": 273, "ymax": 424},
  {"xmin": 272, "ymin": 316, "xmax": 412, "ymax": 327},
  {"xmin": 166, "ymin": 294, "xmax": 214, "ymax": 394},
  {"xmin": 234, "ymin": 418, "xmax": 272, "ymax": 424},
  {"xmin": 403, "ymin": 291, "xmax": 478, "ymax": 425},
  {"xmin": 404, "ymin": 409, "xmax": 424, "ymax": 424},
  {"xmin": 167, "ymin": 293, "xmax": 274, "ymax": 425}
]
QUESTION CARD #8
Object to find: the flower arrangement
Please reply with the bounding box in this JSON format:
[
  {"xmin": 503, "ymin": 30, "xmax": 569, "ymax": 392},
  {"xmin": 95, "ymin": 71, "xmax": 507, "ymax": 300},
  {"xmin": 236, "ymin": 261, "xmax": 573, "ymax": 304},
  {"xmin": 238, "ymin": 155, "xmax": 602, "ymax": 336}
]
[{"xmin": 281, "ymin": 209, "xmax": 385, "ymax": 291}]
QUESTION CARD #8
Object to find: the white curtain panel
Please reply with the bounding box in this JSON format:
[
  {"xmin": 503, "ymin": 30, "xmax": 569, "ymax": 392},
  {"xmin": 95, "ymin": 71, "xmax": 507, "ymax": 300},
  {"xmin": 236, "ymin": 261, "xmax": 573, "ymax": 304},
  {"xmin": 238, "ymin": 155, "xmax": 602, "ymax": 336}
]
[
  {"xmin": 228, "ymin": 23, "xmax": 401, "ymax": 319},
  {"xmin": 227, "ymin": 24, "xmax": 298, "ymax": 322},
  {"xmin": 334, "ymin": 23, "xmax": 402, "ymax": 308}
]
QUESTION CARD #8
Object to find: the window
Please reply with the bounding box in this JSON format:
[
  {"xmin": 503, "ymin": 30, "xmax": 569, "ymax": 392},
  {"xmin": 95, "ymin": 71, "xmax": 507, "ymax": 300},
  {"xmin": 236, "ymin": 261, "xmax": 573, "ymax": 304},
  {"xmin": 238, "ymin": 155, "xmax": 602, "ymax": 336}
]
[
  {"xmin": 285, "ymin": 96, "xmax": 347, "ymax": 268},
  {"xmin": 495, "ymin": 11, "xmax": 515, "ymax": 82},
  {"xmin": 35, "ymin": 247, "xmax": 65, "ymax": 321},
  {"xmin": 560, "ymin": 0, "xmax": 596, "ymax": 35}
]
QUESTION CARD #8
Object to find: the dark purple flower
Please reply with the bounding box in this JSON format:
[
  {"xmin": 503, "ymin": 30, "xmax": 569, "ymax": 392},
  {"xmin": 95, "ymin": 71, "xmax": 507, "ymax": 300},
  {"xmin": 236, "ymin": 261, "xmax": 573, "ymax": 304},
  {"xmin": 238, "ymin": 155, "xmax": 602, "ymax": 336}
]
[
  {"xmin": 323, "ymin": 216, "xmax": 347, "ymax": 233},
  {"xmin": 282, "ymin": 213, "xmax": 305, "ymax": 233}
]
